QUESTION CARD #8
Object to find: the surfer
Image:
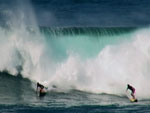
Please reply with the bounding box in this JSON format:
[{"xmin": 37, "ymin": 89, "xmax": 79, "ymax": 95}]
[
  {"xmin": 126, "ymin": 84, "xmax": 135, "ymax": 99},
  {"xmin": 36, "ymin": 82, "xmax": 47, "ymax": 96}
]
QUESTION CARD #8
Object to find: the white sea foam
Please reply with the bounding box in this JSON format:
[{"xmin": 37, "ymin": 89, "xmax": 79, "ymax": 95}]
[
  {"xmin": 0, "ymin": 0, "xmax": 150, "ymax": 100},
  {"xmin": 43, "ymin": 28, "xmax": 150, "ymax": 99}
]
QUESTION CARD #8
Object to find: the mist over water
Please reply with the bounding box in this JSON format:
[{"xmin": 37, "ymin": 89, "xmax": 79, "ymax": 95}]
[
  {"xmin": 0, "ymin": 0, "xmax": 150, "ymax": 101},
  {"xmin": 0, "ymin": 0, "xmax": 46, "ymax": 80}
]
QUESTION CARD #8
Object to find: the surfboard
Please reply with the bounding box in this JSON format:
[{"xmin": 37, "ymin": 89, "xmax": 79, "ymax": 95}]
[
  {"xmin": 130, "ymin": 98, "xmax": 138, "ymax": 102},
  {"xmin": 126, "ymin": 90, "xmax": 138, "ymax": 102}
]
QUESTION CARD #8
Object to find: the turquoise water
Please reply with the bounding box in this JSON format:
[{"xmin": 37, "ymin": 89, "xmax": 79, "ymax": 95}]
[{"xmin": 42, "ymin": 27, "xmax": 135, "ymax": 61}]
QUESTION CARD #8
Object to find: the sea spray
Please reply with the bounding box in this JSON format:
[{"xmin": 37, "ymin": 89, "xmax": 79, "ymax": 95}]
[
  {"xmin": 1, "ymin": 0, "xmax": 150, "ymax": 100},
  {"xmin": 0, "ymin": 0, "xmax": 48, "ymax": 82},
  {"xmin": 43, "ymin": 27, "xmax": 150, "ymax": 99},
  {"xmin": 1, "ymin": 23, "xmax": 149, "ymax": 99}
]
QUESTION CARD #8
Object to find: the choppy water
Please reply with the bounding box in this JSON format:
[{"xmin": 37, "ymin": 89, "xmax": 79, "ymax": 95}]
[{"xmin": 1, "ymin": 72, "xmax": 150, "ymax": 113}]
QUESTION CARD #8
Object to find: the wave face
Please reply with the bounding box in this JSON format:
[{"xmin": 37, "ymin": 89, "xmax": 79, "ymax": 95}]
[
  {"xmin": 1, "ymin": 22, "xmax": 150, "ymax": 99},
  {"xmin": 1, "ymin": 0, "xmax": 150, "ymax": 100},
  {"xmin": 38, "ymin": 27, "xmax": 150, "ymax": 99}
]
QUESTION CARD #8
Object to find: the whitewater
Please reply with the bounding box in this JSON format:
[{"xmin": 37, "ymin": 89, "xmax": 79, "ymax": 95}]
[
  {"xmin": 1, "ymin": 0, "xmax": 150, "ymax": 113},
  {"xmin": 1, "ymin": 20, "xmax": 150, "ymax": 99}
]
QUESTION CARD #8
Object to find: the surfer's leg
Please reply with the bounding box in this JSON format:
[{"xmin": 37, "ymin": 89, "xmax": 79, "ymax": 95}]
[{"xmin": 131, "ymin": 93, "xmax": 135, "ymax": 99}]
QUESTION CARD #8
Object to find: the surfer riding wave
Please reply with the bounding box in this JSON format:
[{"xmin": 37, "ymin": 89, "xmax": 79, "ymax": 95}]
[
  {"xmin": 36, "ymin": 82, "xmax": 48, "ymax": 97},
  {"xmin": 126, "ymin": 84, "xmax": 136, "ymax": 99}
]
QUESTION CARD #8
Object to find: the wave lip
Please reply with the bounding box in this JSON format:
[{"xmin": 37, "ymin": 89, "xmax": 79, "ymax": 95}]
[{"xmin": 40, "ymin": 27, "xmax": 137, "ymax": 37}]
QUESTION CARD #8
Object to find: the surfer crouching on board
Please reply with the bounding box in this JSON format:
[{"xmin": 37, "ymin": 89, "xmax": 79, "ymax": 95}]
[
  {"xmin": 36, "ymin": 82, "xmax": 47, "ymax": 96},
  {"xmin": 126, "ymin": 84, "xmax": 135, "ymax": 99}
]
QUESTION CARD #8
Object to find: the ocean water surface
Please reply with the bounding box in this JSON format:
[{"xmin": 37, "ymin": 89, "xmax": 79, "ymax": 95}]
[{"xmin": 0, "ymin": 0, "xmax": 150, "ymax": 113}]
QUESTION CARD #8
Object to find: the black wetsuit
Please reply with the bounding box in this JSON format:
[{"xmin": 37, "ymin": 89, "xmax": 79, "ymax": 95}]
[
  {"xmin": 37, "ymin": 82, "xmax": 46, "ymax": 97},
  {"xmin": 127, "ymin": 85, "xmax": 135, "ymax": 93},
  {"xmin": 127, "ymin": 84, "xmax": 135, "ymax": 99},
  {"xmin": 37, "ymin": 82, "xmax": 44, "ymax": 89}
]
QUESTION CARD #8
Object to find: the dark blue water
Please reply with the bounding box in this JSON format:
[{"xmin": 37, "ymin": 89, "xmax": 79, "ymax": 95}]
[
  {"xmin": 0, "ymin": 0, "xmax": 150, "ymax": 27},
  {"xmin": 32, "ymin": 0, "xmax": 150, "ymax": 27},
  {"xmin": 1, "ymin": 104, "xmax": 150, "ymax": 113},
  {"xmin": 1, "ymin": 72, "xmax": 150, "ymax": 113}
]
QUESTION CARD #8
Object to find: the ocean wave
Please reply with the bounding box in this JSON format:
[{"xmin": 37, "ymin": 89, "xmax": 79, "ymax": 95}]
[{"xmin": 0, "ymin": 0, "xmax": 150, "ymax": 99}]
